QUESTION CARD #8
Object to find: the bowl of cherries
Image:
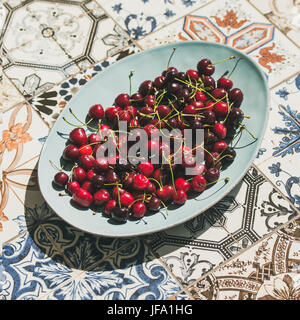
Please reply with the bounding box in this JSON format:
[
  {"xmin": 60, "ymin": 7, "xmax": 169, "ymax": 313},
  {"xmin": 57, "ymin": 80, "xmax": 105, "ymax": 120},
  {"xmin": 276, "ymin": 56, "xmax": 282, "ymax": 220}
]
[{"xmin": 38, "ymin": 41, "xmax": 268, "ymax": 237}]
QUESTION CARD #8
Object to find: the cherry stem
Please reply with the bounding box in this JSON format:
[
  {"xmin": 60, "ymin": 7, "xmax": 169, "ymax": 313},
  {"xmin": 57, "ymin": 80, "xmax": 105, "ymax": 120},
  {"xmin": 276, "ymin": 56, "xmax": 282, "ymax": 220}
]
[
  {"xmin": 148, "ymin": 177, "xmax": 163, "ymax": 190},
  {"xmin": 228, "ymin": 57, "xmax": 243, "ymax": 79},
  {"xmin": 206, "ymin": 177, "xmax": 230, "ymax": 186},
  {"xmin": 211, "ymin": 56, "xmax": 236, "ymax": 66},
  {"xmin": 59, "ymin": 193, "xmax": 69, "ymax": 196},
  {"xmin": 239, "ymin": 122, "xmax": 258, "ymax": 140},
  {"xmin": 167, "ymin": 47, "xmax": 177, "ymax": 69},
  {"xmin": 49, "ymin": 160, "xmax": 63, "ymax": 172},
  {"xmin": 129, "ymin": 69, "xmax": 135, "ymax": 96},
  {"xmin": 221, "ymin": 70, "xmax": 229, "ymax": 78},
  {"xmin": 116, "ymin": 185, "xmax": 121, "ymax": 208}
]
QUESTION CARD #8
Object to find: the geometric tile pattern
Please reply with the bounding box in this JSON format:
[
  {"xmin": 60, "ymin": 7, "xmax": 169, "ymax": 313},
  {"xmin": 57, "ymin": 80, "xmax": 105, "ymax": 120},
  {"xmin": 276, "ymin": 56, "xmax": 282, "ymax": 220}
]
[{"xmin": 1, "ymin": 0, "xmax": 300, "ymax": 300}]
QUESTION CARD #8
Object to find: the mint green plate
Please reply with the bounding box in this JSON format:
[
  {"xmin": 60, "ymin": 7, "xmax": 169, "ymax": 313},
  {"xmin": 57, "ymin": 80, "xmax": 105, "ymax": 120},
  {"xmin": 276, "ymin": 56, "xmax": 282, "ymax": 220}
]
[{"xmin": 38, "ymin": 41, "xmax": 268, "ymax": 237}]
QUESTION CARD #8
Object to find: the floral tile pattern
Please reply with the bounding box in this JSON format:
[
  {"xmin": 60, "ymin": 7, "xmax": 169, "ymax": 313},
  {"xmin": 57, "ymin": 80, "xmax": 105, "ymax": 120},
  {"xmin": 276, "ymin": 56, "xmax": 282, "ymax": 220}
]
[
  {"xmin": 138, "ymin": 0, "xmax": 300, "ymax": 87},
  {"xmin": 99, "ymin": 0, "xmax": 213, "ymax": 40},
  {"xmin": 1, "ymin": 0, "xmax": 300, "ymax": 300},
  {"xmin": 187, "ymin": 216, "xmax": 300, "ymax": 300},
  {"xmin": 144, "ymin": 166, "xmax": 298, "ymax": 287}
]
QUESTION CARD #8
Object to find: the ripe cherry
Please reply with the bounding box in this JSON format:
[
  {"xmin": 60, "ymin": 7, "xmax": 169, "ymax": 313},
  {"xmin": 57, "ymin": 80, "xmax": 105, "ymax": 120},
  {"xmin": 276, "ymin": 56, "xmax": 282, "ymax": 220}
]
[
  {"xmin": 72, "ymin": 188, "xmax": 93, "ymax": 208},
  {"xmin": 213, "ymin": 123, "xmax": 227, "ymax": 139},
  {"xmin": 94, "ymin": 189, "xmax": 110, "ymax": 206},
  {"xmin": 67, "ymin": 181, "xmax": 80, "ymax": 194},
  {"xmin": 139, "ymin": 80, "xmax": 155, "ymax": 96},
  {"xmin": 105, "ymin": 106, "xmax": 121, "ymax": 123},
  {"xmin": 202, "ymin": 75, "xmax": 215, "ymax": 90},
  {"xmin": 53, "ymin": 172, "xmax": 68, "ymax": 188},
  {"xmin": 223, "ymin": 147, "xmax": 236, "ymax": 163},
  {"xmin": 206, "ymin": 167, "xmax": 220, "ymax": 182},
  {"xmin": 78, "ymin": 154, "xmax": 95, "ymax": 171},
  {"xmin": 81, "ymin": 180, "xmax": 94, "ymax": 194},
  {"xmin": 144, "ymin": 95, "xmax": 155, "ymax": 107},
  {"xmin": 211, "ymin": 88, "xmax": 227, "ymax": 100},
  {"xmin": 147, "ymin": 196, "xmax": 161, "ymax": 211},
  {"xmin": 79, "ymin": 144, "xmax": 93, "ymax": 156},
  {"xmin": 104, "ymin": 199, "xmax": 117, "ymax": 217},
  {"xmin": 202, "ymin": 110, "xmax": 216, "ymax": 124},
  {"xmin": 62, "ymin": 144, "xmax": 80, "ymax": 162},
  {"xmin": 156, "ymin": 185, "xmax": 174, "ymax": 202},
  {"xmin": 157, "ymin": 104, "xmax": 171, "ymax": 118},
  {"xmin": 217, "ymin": 77, "xmax": 233, "ymax": 90},
  {"xmin": 195, "ymin": 91, "xmax": 206, "ymax": 102},
  {"xmin": 112, "ymin": 186, "xmax": 125, "ymax": 200},
  {"xmin": 130, "ymin": 92, "xmax": 144, "ymax": 108},
  {"xmin": 72, "ymin": 167, "xmax": 86, "ymax": 183},
  {"xmin": 88, "ymin": 133, "xmax": 101, "ymax": 144},
  {"xmin": 94, "ymin": 157, "xmax": 109, "ymax": 172},
  {"xmin": 229, "ymin": 88, "xmax": 243, "ymax": 107},
  {"xmin": 69, "ymin": 128, "xmax": 88, "ymax": 147},
  {"xmin": 212, "ymin": 141, "xmax": 228, "ymax": 153},
  {"xmin": 213, "ymin": 101, "xmax": 229, "ymax": 119},
  {"xmin": 186, "ymin": 69, "xmax": 199, "ymax": 80},
  {"xmin": 191, "ymin": 175, "xmax": 207, "ymax": 193},
  {"xmin": 105, "ymin": 169, "xmax": 120, "ymax": 184},
  {"xmin": 133, "ymin": 174, "xmax": 149, "ymax": 191},
  {"xmin": 92, "ymin": 174, "xmax": 105, "ymax": 189},
  {"xmin": 197, "ymin": 58, "xmax": 215, "ymax": 76},
  {"xmin": 111, "ymin": 206, "xmax": 130, "ymax": 222},
  {"xmin": 154, "ymin": 75, "xmax": 166, "ymax": 89},
  {"xmin": 115, "ymin": 93, "xmax": 130, "ymax": 108},
  {"xmin": 86, "ymin": 169, "xmax": 97, "ymax": 181},
  {"xmin": 88, "ymin": 104, "xmax": 104, "ymax": 120},
  {"xmin": 173, "ymin": 189, "xmax": 187, "ymax": 205},
  {"xmin": 137, "ymin": 162, "xmax": 154, "ymax": 177},
  {"xmin": 132, "ymin": 202, "xmax": 147, "ymax": 219},
  {"xmin": 175, "ymin": 178, "xmax": 191, "ymax": 193},
  {"xmin": 120, "ymin": 192, "xmax": 135, "ymax": 207}
]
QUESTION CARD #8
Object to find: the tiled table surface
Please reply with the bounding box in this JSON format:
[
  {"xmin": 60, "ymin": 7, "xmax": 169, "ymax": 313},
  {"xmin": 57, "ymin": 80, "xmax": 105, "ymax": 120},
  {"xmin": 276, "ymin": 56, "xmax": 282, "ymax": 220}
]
[{"xmin": 0, "ymin": 0, "xmax": 300, "ymax": 300}]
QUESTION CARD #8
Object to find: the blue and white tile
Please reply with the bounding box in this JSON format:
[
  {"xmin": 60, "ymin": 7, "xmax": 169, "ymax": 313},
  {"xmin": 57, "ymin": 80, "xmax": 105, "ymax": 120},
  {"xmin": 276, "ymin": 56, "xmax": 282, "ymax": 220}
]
[
  {"xmin": 43, "ymin": 239, "xmax": 181, "ymax": 300},
  {"xmin": 143, "ymin": 166, "xmax": 298, "ymax": 287},
  {"xmin": 1, "ymin": 231, "xmax": 74, "ymax": 300},
  {"xmin": 28, "ymin": 44, "xmax": 140, "ymax": 127},
  {"xmin": 99, "ymin": 0, "xmax": 212, "ymax": 40}
]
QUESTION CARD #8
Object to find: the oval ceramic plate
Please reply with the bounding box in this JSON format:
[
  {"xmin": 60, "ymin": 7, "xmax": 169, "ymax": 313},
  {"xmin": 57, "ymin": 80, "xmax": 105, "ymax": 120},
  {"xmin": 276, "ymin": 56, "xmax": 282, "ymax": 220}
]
[{"xmin": 38, "ymin": 41, "xmax": 268, "ymax": 238}]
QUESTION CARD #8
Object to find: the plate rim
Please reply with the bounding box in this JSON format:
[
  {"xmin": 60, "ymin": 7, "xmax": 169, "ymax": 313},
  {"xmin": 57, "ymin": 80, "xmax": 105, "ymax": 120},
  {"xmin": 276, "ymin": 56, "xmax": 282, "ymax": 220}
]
[{"xmin": 37, "ymin": 40, "xmax": 270, "ymax": 238}]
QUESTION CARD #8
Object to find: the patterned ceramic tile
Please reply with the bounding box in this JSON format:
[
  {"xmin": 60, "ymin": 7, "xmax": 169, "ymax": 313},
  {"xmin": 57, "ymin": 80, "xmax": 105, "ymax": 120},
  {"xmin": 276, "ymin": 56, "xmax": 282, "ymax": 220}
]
[
  {"xmin": 50, "ymin": 5, "xmax": 134, "ymax": 70},
  {"xmin": 138, "ymin": 0, "xmax": 300, "ymax": 87},
  {"xmin": 249, "ymin": 0, "xmax": 300, "ymax": 47},
  {"xmin": 254, "ymin": 73, "xmax": 300, "ymax": 209},
  {"xmin": 143, "ymin": 166, "xmax": 298, "ymax": 287},
  {"xmin": 0, "ymin": 75, "xmax": 24, "ymax": 120},
  {"xmin": 187, "ymin": 215, "xmax": 300, "ymax": 300},
  {"xmin": 42, "ymin": 239, "xmax": 181, "ymax": 300},
  {"xmin": 28, "ymin": 44, "xmax": 140, "ymax": 127},
  {"xmin": 1, "ymin": 231, "xmax": 74, "ymax": 300},
  {"xmin": 98, "ymin": 0, "xmax": 213, "ymax": 40}
]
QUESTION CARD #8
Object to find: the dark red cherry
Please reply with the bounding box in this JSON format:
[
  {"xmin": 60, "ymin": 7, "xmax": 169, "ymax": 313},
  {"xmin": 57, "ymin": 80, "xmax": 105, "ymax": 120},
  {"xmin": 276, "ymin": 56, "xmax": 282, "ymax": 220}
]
[
  {"xmin": 105, "ymin": 106, "xmax": 121, "ymax": 123},
  {"xmin": 167, "ymin": 82, "xmax": 182, "ymax": 96},
  {"xmin": 72, "ymin": 167, "xmax": 86, "ymax": 183},
  {"xmin": 94, "ymin": 157, "xmax": 109, "ymax": 172},
  {"xmin": 205, "ymin": 167, "xmax": 220, "ymax": 182},
  {"xmin": 86, "ymin": 169, "xmax": 97, "ymax": 181},
  {"xmin": 195, "ymin": 91, "xmax": 206, "ymax": 102},
  {"xmin": 202, "ymin": 75, "xmax": 216, "ymax": 90},
  {"xmin": 78, "ymin": 154, "xmax": 95, "ymax": 171},
  {"xmin": 88, "ymin": 104, "xmax": 104, "ymax": 120},
  {"xmin": 154, "ymin": 75, "xmax": 166, "ymax": 89},
  {"xmin": 202, "ymin": 110, "xmax": 216, "ymax": 124},
  {"xmin": 229, "ymin": 88, "xmax": 243, "ymax": 107},
  {"xmin": 69, "ymin": 128, "xmax": 88, "ymax": 147},
  {"xmin": 223, "ymin": 147, "xmax": 236, "ymax": 163},
  {"xmin": 72, "ymin": 188, "xmax": 93, "ymax": 208},
  {"xmin": 105, "ymin": 169, "xmax": 120, "ymax": 184},
  {"xmin": 217, "ymin": 77, "xmax": 233, "ymax": 90},
  {"xmin": 111, "ymin": 206, "xmax": 130, "ymax": 222},
  {"xmin": 186, "ymin": 69, "xmax": 199, "ymax": 80},
  {"xmin": 130, "ymin": 92, "xmax": 144, "ymax": 108},
  {"xmin": 197, "ymin": 59, "xmax": 215, "ymax": 76},
  {"xmin": 115, "ymin": 93, "xmax": 130, "ymax": 108},
  {"xmin": 92, "ymin": 174, "xmax": 105, "ymax": 189},
  {"xmin": 54, "ymin": 172, "xmax": 68, "ymax": 188},
  {"xmin": 147, "ymin": 196, "xmax": 161, "ymax": 211},
  {"xmin": 157, "ymin": 104, "xmax": 171, "ymax": 118},
  {"xmin": 227, "ymin": 107, "xmax": 244, "ymax": 128},
  {"xmin": 211, "ymin": 88, "xmax": 227, "ymax": 100},
  {"xmin": 62, "ymin": 144, "xmax": 80, "ymax": 162},
  {"xmin": 212, "ymin": 141, "xmax": 228, "ymax": 153},
  {"xmin": 213, "ymin": 101, "xmax": 229, "ymax": 119},
  {"xmin": 139, "ymin": 80, "xmax": 155, "ymax": 96}
]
